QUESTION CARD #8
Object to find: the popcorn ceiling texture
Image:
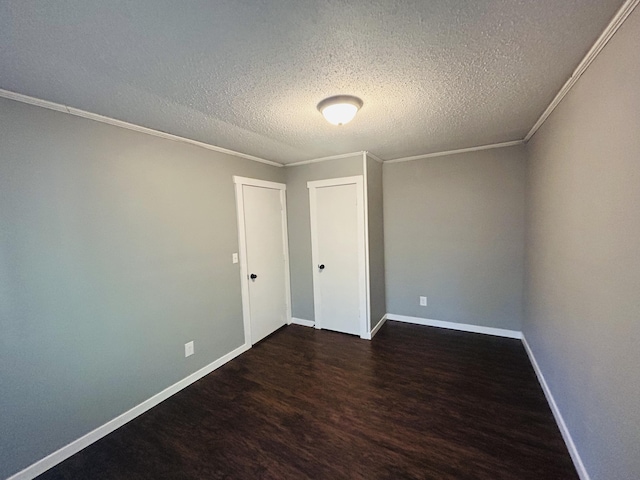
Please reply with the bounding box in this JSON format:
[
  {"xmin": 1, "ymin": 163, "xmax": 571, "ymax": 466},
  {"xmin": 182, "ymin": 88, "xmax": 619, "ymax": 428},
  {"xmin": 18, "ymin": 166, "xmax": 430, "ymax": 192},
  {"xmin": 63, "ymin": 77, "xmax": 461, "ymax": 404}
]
[{"xmin": 0, "ymin": 0, "xmax": 624, "ymax": 164}]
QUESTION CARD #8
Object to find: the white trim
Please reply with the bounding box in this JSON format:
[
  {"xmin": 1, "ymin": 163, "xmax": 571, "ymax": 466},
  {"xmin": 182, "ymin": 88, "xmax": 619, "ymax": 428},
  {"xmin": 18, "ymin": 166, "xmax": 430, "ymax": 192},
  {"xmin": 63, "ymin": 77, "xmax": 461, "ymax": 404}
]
[
  {"xmin": 281, "ymin": 192, "xmax": 293, "ymax": 327},
  {"xmin": 386, "ymin": 314, "xmax": 523, "ymax": 339},
  {"xmin": 306, "ymin": 175, "xmax": 363, "ymax": 189},
  {"xmin": 308, "ymin": 176, "xmax": 368, "ymax": 338},
  {"xmin": 234, "ymin": 180, "xmax": 253, "ymax": 346},
  {"xmin": 6, "ymin": 342, "xmax": 250, "ymax": 480},
  {"xmin": 0, "ymin": 89, "xmax": 283, "ymax": 168},
  {"xmin": 521, "ymin": 336, "xmax": 591, "ymax": 480},
  {"xmin": 524, "ymin": 0, "xmax": 639, "ymax": 142},
  {"xmin": 4, "ymin": 2, "xmax": 636, "ymax": 170},
  {"xmin": 285, "ymin": 151, "xmax": 364, "ymax": 167},
  {"xmin": 384, "ymin": 140, "xmax": 524, "ymax": 164},
  {"xmin": 364, "ymin": 151, "xmax": 384, "ymax": 163},
  {"xmin": 308, "ymin": 182, "xmax": 323, "ymax": 333},
  {"xmin": 233, "ymin": 176, "xmax": 292, "ymax": 345},
  {"xmin": 291, "ymin": 317, "xmax": 315, "ymax": 328},
  {"xmin": 362, "ymin": 314, "xmax": 388, "ymax": 340},
  {"xmin": 362, "ymin": 152, "xmax": 372, "ymax": 339},
  {"xmin": 232, "ymin": 176, "xmax": 286, "ymax": 190},
  {"xmin": 0, "ymin": 89, "xmax": 71, "ymax": 114}
]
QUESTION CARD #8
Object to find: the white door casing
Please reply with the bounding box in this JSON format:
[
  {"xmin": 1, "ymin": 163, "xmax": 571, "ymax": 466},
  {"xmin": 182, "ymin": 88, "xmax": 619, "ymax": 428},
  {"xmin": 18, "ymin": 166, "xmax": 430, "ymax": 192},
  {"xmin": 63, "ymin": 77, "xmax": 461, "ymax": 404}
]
[
  {"xmin": 234, "ymin": 176, "xmax": 291, "ymax": 345},
  {"xmin": 308, "ymin": 176, "xmax": 367, "ymax": 338}
]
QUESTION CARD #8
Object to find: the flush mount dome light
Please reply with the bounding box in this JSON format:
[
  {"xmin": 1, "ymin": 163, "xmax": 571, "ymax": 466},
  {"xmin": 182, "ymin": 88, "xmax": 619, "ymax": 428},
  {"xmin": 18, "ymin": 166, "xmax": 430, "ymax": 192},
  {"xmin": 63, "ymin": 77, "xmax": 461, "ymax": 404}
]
[{"xmin": 317, "ymin": 95, "xmax": 363, "ymax": 125}]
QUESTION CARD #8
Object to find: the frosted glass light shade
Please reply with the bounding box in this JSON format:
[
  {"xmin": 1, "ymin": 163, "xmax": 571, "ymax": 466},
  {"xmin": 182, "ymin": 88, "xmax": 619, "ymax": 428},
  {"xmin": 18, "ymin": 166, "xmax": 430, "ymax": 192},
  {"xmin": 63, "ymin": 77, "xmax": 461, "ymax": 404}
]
[{"xmin": 317, "ymin": 95, "xmax": 363, "ymax": 126}]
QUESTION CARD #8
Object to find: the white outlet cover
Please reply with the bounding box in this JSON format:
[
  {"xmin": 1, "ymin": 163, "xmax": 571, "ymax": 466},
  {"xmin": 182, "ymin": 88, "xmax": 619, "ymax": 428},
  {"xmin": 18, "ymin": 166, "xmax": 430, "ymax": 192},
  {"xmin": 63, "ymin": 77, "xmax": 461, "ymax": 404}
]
[
  {"xmin": 420, "ymin": 296, "xmax": 427, "ymax": 306},
  {"xmin": 185, "ymin": 341, "xmax": 194, "ymax": 357}
]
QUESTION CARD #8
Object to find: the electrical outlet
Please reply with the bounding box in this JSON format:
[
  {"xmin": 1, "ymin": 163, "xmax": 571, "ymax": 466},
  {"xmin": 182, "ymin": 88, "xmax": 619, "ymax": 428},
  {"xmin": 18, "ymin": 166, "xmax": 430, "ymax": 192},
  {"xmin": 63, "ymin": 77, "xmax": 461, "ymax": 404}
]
[
  {"xmin": 419, "ymin": 296, "xmax": 427, "ymax": 306},
  {"xmin": 232, "ymin": 253, "xmax": 238, "ymax": 264},
  {"xmin": 185, "ymin": 341, "xmax": 194, "ymax": 357}
]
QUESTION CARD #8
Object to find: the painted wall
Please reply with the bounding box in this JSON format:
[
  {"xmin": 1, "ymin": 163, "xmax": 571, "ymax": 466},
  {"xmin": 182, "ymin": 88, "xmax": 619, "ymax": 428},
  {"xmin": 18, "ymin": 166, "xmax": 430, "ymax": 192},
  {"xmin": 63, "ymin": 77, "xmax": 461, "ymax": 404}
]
[
  {"xmin": 284, "ymin": 156, "xmax": 363, "ymax": 322},
  {"xmin": 523, "ymin": 7, "xmax": 640, "ymax": 480},
  {"xmin": 0, "ymin": 98, "xmax": 283, "ymax": 479},
  {"xmin": 383, "ymin": 146, "xmax": 526, "ymax": 331},
  {"xmin": 366, "ymin": 155, "xmax": 386, "ymax": 330}
]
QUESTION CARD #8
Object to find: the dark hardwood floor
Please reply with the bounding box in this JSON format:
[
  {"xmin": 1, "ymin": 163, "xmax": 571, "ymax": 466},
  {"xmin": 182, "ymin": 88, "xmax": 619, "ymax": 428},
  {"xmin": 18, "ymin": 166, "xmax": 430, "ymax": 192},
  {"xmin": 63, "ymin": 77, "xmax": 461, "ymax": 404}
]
[{"xmin": 36, "ymin": 321, "xmax": 578, "ymax": 479}]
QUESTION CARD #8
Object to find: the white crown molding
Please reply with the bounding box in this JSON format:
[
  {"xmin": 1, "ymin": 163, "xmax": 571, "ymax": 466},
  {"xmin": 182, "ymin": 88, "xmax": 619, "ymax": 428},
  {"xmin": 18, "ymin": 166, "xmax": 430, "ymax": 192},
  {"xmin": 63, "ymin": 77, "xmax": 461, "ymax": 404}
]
[
  {"xmin": 284, "ymin": 151, "xmax": 365, "ymax": 167},
  {"xmin": 384, "ymin": 140, "xmax": 524, "ymax": 164},
  {"xmin": 525, "ymin": 0, "xmax": 639, "ymax": 142},
  {"xmin": 364, "ymin": 151, "xmax": 384, "ymax": 163},
  {"xmin": 284, "ymin": 151, "xmax": 363, "ymax": 167},
  {"xmin": 0, "ymin": 89, "xmax": 284, "ymax": 168},
  {"xmin": 0, "ymin": 89, "xmax": 72, "ymax": 114},
  {"xmin": 5, "ymin": 0, "xmax": 636, "ymax": 168}
]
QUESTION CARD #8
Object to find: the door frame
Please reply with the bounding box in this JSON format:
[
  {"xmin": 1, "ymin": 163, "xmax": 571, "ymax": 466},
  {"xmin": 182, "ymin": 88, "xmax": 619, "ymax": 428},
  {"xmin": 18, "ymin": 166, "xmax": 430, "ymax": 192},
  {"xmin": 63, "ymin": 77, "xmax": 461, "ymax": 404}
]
[
  {"xmin": 233, "ymin": 176, "xmax": 292, "ymax": 346},
  {"xmin": 307, "ymin": 175, "xmax": 368, "ymax": 338}
]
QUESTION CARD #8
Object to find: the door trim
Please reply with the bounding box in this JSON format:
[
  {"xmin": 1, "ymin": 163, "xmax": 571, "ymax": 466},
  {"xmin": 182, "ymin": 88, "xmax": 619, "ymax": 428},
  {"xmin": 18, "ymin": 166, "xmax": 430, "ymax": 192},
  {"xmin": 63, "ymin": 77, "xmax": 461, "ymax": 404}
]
[
  {"xmin": 233, "ymin": 176, "xmax": 292, "ymax": 346},
  {"xmin": 362, "ymin": 152, "xmax": 371, "ymax": 336},
  {"xmin": 307, "ymin": 175, "xmax": 368, "ymax": 338}
]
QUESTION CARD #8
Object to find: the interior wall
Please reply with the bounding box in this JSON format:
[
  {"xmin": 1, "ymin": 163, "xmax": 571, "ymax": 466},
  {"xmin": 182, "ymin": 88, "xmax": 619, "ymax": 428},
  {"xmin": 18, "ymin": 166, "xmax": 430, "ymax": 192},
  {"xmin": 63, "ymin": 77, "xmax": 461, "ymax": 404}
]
[
  {"xmin": 383, "ymin": 146, "xmax": 526, "ymax": 331},
  {"xmin": 366, "ymin": 154, "xmax": 386, "ymax": 330},
  {"xmin": 0, "ymin": 98, "xmax": 284, "ymax": 479},
  {"xmin": 523, "ymin": 7, "xmax": 640, "ymax": 480},
  {"xmin": 284, "ymin": 156, "xmax": 364, "ymax": 322}
]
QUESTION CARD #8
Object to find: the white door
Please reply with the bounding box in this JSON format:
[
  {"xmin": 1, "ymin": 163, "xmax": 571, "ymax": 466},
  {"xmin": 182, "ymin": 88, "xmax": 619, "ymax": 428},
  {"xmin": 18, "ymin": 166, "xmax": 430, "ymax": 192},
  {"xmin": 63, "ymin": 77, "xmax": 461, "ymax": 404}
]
[
  {"xmin": 308, "ymin": 176, "xmax": 366, "ymax": 337},
  {"xmin": 234, "ymin": 177, "xmax": 291, "ymax": 345}
]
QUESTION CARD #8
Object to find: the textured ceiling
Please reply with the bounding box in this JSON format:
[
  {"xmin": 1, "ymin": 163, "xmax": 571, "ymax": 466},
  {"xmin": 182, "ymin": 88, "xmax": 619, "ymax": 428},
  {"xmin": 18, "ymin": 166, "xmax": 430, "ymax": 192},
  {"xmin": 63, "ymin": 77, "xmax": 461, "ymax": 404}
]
[{"xmin": 0, "ymin": 0, "xmax": 625, "ymax": 164}]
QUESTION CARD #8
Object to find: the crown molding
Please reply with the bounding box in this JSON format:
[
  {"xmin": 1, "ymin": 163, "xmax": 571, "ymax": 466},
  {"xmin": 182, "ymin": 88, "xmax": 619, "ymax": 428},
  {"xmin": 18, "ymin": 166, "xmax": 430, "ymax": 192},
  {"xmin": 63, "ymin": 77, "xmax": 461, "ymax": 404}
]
[
  {"xmin": 4, "ymin": 0, "xmax": 637, "ymax": 167},
  {"xmin": 284, "ymin": 151, "xmax": 364, "ymax": 167},
  {"xmin": 384, "ymin": 140, "xmax": 524, "ymax": 164},
  {"xmin": 0, "ymin": 89, "xmax": 284, "ymax": 168},
  {"xmin": 525, "ymin": 0, "xmax": 639, "ymax": 142},
  {"xmin": 364, "ymin": 151, "xmax": 384, "ymax": 163}
]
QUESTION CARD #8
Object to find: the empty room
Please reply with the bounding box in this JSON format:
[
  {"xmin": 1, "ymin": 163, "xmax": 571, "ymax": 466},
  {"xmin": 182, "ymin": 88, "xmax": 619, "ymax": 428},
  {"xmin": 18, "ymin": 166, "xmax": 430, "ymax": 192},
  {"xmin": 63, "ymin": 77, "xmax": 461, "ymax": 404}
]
[{"xmin": 1, "ymin": 1, "xmax": 638, "ymax": 479}]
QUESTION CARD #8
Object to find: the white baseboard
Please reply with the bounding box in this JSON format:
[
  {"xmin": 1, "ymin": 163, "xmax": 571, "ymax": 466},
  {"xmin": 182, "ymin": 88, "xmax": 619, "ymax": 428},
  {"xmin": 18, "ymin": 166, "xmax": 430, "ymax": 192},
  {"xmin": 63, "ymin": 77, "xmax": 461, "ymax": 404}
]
[
  {"xmin": 386, "ymin": 313, "xmax": 523, "ymax": 339},
  {"xmin": 361, "ymin": 314, "xmax": 387, "ymax": 340},
  {"xmin": 291, "ymin": 317, "xmax": 315, "ymax": 328},
  {"xmin": 7, "ymin": 342, "xmax": 251, "ymax": 480},
  {"xmin": 521, "ymin": 336, "xmax": 590, "ymax": 480}
]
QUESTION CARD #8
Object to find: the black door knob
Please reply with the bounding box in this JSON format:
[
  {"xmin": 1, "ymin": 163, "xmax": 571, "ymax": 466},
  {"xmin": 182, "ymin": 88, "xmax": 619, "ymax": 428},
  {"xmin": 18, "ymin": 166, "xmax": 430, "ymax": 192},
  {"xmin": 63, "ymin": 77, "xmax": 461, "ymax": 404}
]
[
  {"xmin": 318, "ymin": 264, "xmax": 325, "ymax": 270},
  {"xmin": 250, "ymin": 273, "xmax": 257, "ymax": 279}
]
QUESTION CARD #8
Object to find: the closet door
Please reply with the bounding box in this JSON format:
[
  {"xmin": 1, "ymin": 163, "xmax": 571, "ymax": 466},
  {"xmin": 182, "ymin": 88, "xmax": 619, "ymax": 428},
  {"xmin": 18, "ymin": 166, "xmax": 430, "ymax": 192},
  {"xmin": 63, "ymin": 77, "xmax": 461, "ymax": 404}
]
[
  {"xmin": 308, "ymin": 176, "xmax": 366, "ymax": 337},
  {"xmin": 234, "ymin": 177, "xmax": 291, "ymax": 345}
]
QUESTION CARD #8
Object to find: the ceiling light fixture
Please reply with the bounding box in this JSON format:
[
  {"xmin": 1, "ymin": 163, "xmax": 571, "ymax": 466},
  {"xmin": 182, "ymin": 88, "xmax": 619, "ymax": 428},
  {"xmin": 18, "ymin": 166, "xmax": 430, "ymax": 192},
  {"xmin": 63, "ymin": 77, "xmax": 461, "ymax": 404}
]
[{"xmin": 317, "ymin": 95, "xmax": 363, "ymax": 126}]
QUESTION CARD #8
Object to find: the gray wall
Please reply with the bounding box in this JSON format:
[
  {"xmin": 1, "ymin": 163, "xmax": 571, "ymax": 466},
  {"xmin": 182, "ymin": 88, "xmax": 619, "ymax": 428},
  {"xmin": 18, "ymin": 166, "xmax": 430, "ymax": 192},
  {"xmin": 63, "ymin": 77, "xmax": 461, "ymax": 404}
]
[
  {"xmin": 0, "ymin": 98, "xmax": 283, "ymax": 479},
  {"xmin": 284, "ymin": 156, "xmax": 364, "ymax": 321},
  {"xmin": 366, "ymin": 155, "xmax": 386, "ymax": 329},
  {"xmin": 523, "ymin": 7, "xmax": 640, "ymax": 480},
  {"xmin": 383, "ymin": 146, "xmax": 526, "ymax": 330}
]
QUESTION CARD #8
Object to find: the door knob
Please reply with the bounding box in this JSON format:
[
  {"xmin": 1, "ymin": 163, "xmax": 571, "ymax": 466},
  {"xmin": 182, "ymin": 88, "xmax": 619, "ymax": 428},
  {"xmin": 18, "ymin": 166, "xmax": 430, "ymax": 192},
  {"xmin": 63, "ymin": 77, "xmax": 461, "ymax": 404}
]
[
  {"xmin": 318, "ymin": 264, "xmax": 325, "ymax": 270},
  {"xmin": 250, "ymin": 273, "xmax": 257, "ymax": 279}
]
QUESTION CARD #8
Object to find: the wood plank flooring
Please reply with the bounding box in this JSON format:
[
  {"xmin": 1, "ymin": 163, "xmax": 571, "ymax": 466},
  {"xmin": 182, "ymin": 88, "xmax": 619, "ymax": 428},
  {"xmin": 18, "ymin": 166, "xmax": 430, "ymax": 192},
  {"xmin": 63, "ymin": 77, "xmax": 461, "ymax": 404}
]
[{"xmin": 36, "ymin": 321, "xmax": 578, "ymax": 479}]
